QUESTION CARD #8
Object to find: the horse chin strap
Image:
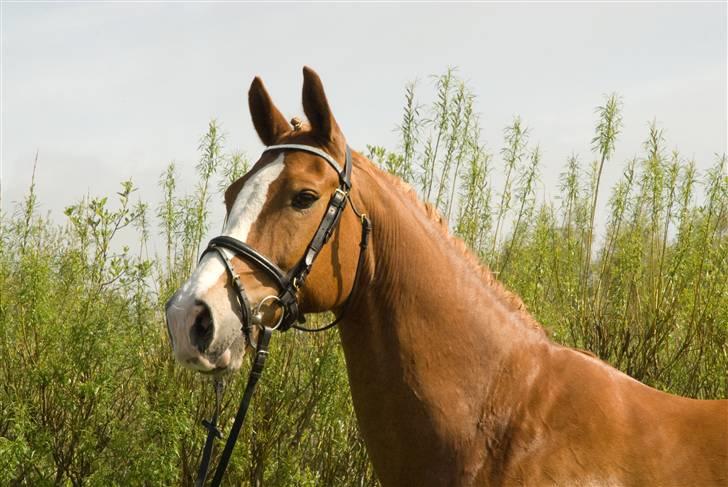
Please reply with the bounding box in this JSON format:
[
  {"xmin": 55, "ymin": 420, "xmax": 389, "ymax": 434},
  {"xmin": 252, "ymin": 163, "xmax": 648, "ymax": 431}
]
[{"xmin": 194, "ymin": 144, "xmax": 371, "ymax": 487}]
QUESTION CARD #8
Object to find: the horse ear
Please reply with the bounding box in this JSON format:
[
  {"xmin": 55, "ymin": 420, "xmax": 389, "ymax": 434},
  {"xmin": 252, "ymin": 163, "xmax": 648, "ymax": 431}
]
[
  {"xmin": 248, "ymin": 76, "xmax": 290, "ymax": 146},
  {"xmin": 302, "ymin": 66, "xmax": 341, "ymax": 143}
]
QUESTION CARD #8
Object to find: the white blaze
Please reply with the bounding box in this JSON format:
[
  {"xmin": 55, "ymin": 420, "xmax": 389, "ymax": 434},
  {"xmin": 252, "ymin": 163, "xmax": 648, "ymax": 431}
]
[{"xmin": 171, "ymin": 154, "xmax": 285, "ymax": 304}]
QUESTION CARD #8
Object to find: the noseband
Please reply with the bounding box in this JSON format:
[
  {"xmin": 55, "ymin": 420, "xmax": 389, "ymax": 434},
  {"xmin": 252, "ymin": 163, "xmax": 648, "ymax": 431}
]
[{"xmin": 194, "ymin": 143, "xmax": 371, "ymax": 487}]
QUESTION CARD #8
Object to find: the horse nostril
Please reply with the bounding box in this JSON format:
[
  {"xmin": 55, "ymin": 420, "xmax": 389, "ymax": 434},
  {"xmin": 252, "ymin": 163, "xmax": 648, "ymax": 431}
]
[{"xmin": 190, "ymin": 301, "xmax": 214, "ymax": 353}]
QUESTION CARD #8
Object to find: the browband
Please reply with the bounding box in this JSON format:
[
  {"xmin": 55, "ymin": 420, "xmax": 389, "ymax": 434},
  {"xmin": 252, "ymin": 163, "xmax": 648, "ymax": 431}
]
[{"xmin": 263, "ymin": 144, "xmax": 352, "ymax": 189}]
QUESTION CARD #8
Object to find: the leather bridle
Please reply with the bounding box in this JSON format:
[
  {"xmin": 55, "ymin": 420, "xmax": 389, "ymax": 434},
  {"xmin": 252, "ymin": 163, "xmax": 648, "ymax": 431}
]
[{"xmin": 194, "ymin": 143, "xmax": 371, "ymax": 487}]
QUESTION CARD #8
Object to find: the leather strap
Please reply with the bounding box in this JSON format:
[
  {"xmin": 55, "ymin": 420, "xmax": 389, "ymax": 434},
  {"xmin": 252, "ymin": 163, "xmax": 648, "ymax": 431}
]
[
  {"xmin": 283, "ymin": 188, "xmax": 349, "ymax": 301},
  {"xmin": 205, "ymin": 245, "xmax": 255, "ymax": 346},
  {"xmin": 195, "ymin": 326, "xmax": 273, "ymax": 487},
  {"xmin": 293, "ymin": 213, "xmax": 370, "ymax": 332},
  {"xmin": 208, "ymin": 236, "xmax": 287, "ymax": 288},
  {"xmin": 195, "ymin": 379, "xmax": 223, "ymax": 487},
  {"xmin": 263, "ymin": 144, "xmax": 352, "ymax": 189}
]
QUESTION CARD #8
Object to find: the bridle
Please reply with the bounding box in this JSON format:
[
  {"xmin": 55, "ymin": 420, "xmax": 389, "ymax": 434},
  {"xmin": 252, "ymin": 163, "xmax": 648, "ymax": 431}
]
[
  {"xmin": 203, "ymin": 143, "xmax": 367, "ymax": 342},
  {"xmin": 194, "ymin": 143, "xmax": 371, "ymax": 487}
]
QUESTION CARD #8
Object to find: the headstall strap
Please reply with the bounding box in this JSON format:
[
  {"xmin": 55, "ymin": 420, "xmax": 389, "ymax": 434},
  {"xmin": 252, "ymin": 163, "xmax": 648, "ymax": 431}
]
[{"xmin": 194, "ymin": 143, "xmax": 370, "ymax": 486}]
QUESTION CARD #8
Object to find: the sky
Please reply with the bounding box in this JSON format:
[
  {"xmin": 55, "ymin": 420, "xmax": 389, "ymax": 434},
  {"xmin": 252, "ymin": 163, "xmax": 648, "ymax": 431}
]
[{"xmin": 1, "ymin": 2, "xmax": 726, "ymax": 248}]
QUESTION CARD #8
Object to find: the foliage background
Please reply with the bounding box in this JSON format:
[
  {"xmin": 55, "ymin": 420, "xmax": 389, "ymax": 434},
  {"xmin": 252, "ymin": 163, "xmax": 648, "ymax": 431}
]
[{"xmin": 1, "ymin": 72, "xmax": 726, "ymax": 485}]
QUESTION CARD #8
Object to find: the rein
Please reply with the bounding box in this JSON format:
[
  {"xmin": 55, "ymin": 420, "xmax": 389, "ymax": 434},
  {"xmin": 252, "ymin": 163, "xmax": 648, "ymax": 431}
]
[{"xmin": 194, "ymin": 144, "xmax": 371, "ymax": 487}]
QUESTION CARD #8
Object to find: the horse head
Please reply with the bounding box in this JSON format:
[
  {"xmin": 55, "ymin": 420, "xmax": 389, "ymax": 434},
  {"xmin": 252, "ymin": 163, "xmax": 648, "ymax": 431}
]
[{"xmin": 165, "ymin": 67, "xmax": 365, "ymax": 374}]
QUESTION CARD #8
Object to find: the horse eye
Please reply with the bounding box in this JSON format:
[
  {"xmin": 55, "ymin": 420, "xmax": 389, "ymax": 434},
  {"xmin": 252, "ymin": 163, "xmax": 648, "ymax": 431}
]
[{"xmin": 292, "ymin": 191, "xmax": 319, "ymax": 210}]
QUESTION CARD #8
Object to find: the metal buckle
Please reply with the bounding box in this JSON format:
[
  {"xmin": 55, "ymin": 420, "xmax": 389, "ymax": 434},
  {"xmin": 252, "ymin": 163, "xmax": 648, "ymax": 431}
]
[{"xmin": 253, "ymin": 295, "xmax": 285, "ymax": 331}]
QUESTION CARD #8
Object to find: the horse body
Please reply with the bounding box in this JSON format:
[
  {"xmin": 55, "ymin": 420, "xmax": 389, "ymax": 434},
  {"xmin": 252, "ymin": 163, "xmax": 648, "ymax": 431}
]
[
  {"xmin": 166, "ymin": 67, "xmax": 728, "ymax": 486},
  {"xmin": 339, "ymin": 155, "xmax": 728, "ymax": 486}
]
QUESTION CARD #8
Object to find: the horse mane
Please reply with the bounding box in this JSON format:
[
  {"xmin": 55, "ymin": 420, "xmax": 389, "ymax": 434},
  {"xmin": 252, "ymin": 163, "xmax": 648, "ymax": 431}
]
[{"xmin": 360, "ymin": 156, "xmax": 546, "ymax": 335}]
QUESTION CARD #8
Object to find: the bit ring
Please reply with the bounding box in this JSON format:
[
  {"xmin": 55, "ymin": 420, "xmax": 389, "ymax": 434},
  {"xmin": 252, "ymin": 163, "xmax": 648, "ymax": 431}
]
[{"xmin": 253, "ymin": 295, "xmax": 285, "ymax": 331}]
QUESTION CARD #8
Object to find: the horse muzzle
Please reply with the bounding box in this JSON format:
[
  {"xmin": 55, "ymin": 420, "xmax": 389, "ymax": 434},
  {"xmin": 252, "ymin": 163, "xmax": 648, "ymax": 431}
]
[{"xmin": 165, "ymin": 291, "xmax": 246, "ymax": 374}]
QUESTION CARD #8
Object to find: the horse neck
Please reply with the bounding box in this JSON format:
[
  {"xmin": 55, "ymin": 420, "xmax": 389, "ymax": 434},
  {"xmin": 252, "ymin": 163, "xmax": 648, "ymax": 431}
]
[{"xmin": 339, "ymin": 160, "xmax": 549, "ymax": 477}]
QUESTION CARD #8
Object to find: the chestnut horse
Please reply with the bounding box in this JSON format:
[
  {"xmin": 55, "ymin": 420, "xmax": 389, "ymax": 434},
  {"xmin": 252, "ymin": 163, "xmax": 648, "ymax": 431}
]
[{"xmin": 165, "ymin": 67, "xmax": 728, "ymax": 486}]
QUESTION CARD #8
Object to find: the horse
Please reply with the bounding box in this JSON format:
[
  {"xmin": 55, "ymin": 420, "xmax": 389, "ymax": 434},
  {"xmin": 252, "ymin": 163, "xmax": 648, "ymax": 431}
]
[{"xmin": 165, "ymin": 67, "xmax": 728, "ymax": 486}]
